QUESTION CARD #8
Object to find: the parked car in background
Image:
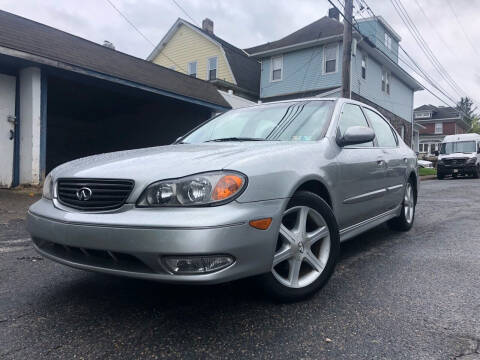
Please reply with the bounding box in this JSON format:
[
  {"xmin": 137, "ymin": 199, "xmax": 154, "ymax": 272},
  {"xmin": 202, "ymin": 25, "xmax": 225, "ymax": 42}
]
[
  {"xmin": 26, "ymin": 98, "xmax": 418, "ymax": 302},
  {"xmin": 417, "ymin": 160, "xmax": 433, "ymax": 168},
  {"xmin": 436, "ymin": 133, "xmax": 480, "ymax": 179}
]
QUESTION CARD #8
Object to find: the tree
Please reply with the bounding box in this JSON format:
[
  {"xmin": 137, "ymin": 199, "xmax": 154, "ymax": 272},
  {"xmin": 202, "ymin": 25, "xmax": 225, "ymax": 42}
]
[
  {"xmin": 456, "ymin": 97, "xmax": 477, "ymax": 126},
  {"xmin": 469, "ymin": 116, "xmax": 480, "ymax": 134}
]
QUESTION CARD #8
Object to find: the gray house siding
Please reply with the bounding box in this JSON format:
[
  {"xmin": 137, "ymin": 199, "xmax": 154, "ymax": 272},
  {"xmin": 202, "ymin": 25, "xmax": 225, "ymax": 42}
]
[
  {"xmin": 260, "ymin": 43, "xmax": 343, "ymax": 99},
  {"xmin": 351, "ymin": 48, "xmax": 413, "ymax": 122},
  {"xmin": 358, "ymin": 20, "xmax": 399, "ymax": 63}
]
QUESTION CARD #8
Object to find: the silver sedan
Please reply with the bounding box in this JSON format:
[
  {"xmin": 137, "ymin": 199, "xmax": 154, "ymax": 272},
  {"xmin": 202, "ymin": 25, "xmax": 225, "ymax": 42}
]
[{"xmin": 27, "ymin": 98, "xmax": 418, "ymax": 302}]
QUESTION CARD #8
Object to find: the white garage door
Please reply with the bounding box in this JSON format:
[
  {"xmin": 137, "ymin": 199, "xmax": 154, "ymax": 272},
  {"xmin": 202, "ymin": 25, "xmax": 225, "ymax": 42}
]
[{"xmin": 0, "ymin": 74, "xmax": 16, "ymax": 187}]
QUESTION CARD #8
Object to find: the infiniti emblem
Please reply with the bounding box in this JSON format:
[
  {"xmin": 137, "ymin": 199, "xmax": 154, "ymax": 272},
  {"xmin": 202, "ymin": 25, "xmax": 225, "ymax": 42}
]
[{"xmin": 76, "ymin": 187, "xmax": 92, "ymax": 201}]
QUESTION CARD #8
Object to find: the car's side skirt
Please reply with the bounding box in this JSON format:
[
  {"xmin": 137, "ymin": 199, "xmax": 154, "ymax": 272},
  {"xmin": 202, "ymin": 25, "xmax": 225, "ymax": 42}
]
[{"xmin": 339, "ymin": 205, "xmax": 402, "ymax": 242}]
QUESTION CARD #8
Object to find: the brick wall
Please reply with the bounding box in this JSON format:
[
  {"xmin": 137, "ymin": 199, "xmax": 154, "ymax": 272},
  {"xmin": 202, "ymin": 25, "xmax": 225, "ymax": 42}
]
[
  {"xmin": 352, "ymin": 92, "xmax": 412, "ymax": 146},
  {"xmin": 419, "ymin": 121, "xmax": 456, "ymax": 135}
]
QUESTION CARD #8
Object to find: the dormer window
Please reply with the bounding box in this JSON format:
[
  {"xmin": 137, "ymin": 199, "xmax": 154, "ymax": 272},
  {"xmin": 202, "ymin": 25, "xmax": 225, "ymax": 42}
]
[
  {"xmin": 384, "ymin": 33, "xmax": 392, "ymax": 50},
  {"xmin": 414, "ymin": 111, "xmax": 432, "ymax": 119}
]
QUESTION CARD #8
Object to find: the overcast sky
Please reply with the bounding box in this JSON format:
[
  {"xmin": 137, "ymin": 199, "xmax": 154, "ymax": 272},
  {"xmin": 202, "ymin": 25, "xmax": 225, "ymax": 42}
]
[{"xmin": 1, "ymin": 0, "xmax": 479, "ymax": 108}]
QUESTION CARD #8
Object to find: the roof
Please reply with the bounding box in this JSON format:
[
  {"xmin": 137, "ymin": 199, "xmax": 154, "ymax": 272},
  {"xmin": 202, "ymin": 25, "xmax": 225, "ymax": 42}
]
[
  {"xmin": 245, "ymin": 17, "xmax": 344, "ymax": 55},
  {"xmin": 414, "ymin": 105, "xmax": 460, "ymax": 120},
  {"xmin": 147, "ymin": 18, "xmax": 260, "ymax": 96},
  {"xmin": 218, "ymin": 90, "xmax": 256, "ymax": 109},
  {"xmin": 356, "ymin": 16, "xmax": 402, "ymax": 41},
  {"xmin": 0, "ymin": 10, "xmax": 230, "ymax": 110}
]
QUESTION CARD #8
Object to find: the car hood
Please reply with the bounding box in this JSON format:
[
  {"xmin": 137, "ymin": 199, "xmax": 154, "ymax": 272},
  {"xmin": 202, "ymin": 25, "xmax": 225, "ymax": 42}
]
[
  {"xmin": 51, "ymin": 142, "xmax": 308, "ymax": 182},
  {"xmin": 439, "ymin": 152, "xmax": 476, "ymax": 160}
]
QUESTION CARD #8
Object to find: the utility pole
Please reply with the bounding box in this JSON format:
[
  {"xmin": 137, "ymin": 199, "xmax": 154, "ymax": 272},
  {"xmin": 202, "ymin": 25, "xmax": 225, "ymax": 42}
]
[{"xmin": 342, "ymin": 0, "xmax": 353, "ymax": 98}]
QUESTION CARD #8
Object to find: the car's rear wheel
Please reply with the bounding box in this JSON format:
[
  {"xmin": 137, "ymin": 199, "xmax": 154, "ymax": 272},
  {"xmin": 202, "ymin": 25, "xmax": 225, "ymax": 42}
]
[
  {"xmin": 437, "ymin": 172, "xmax": 444, "ymax": 180},
  {"xmin": 387, "ymin": 180, "xmax": 415, "ymax": 231},
  {"xmin": 259, "ymin": 191, "xmax": 339, "ymax": 302}
]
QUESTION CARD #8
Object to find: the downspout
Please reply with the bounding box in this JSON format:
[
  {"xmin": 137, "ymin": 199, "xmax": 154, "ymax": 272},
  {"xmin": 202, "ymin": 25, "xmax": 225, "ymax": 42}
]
[
  {"xmin": 12, "ymin": 72, "xmax": 20, "ymax": 187},
  {"xmin": 411, "ymin": 91, "xmax": 414, "ymax": 149},
  {"xmin": 40, "ymin": 69, "xmax": 47, "ymax": 180}
]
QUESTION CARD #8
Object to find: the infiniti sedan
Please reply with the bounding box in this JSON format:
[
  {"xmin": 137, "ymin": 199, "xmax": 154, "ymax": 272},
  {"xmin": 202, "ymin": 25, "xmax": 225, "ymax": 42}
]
[{"xmin": 27, "ymin": 98, "xmax": 418, "ymax": 302}]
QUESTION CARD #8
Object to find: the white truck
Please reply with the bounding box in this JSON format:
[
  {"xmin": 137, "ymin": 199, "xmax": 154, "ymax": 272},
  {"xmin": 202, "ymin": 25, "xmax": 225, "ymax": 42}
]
[{"xmin": 436, "ymin": 133, "xmax": 480, "ymax": 179}]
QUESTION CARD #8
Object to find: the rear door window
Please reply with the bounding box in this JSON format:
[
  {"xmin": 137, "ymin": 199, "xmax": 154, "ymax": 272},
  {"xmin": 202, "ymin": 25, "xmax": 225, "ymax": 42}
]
[{"xmin": 363, "ymin": 108, "xmax": 398, "ymax": 148}]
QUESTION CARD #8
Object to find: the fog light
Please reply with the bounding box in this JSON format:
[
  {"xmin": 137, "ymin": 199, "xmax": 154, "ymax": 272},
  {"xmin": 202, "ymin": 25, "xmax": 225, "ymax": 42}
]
[{"xmin": 163, "ymin": 255, "xmax": 234, "ymax": 274}]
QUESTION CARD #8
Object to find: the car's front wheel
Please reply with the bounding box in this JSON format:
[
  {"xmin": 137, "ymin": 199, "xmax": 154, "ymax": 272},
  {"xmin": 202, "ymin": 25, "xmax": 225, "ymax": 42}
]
[{"xmin": 259, "ymin": 191, "xmax": 340, "ymax": 302}]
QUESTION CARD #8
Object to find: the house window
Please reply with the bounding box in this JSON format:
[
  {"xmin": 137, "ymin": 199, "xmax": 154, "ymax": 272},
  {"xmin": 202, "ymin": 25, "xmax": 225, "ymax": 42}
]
[
  {"xmin": 361, "ymin": 53, "xmax": 367, "ymax": 79},
  {"xmin": 414, "ymin": 111, "xmax": 432, "ymax": 119},
  {"xmin": 384, "ymin": 33, "xmax": 392, "ymax": 50},
  {"xmin": 381, "ymin": 69, "xmax": 391, "ymax": 94},
  {"xmin": 324, "ymin": 43, "xmax": 338, "ymax": 73},
  {"xmin": 435, "ymin": 122, "xmax": 443, "ymax": 134},
  {"xmin": 271, "ymin": 55, "xmax": 283, "ymax": 81},
  {"xmin": 188, "ymin": 61, "xmax": 197, "ymax": 77},
  {"xmin": 207, "ymin": 56, "xmax": 217, "ymax": 80}
]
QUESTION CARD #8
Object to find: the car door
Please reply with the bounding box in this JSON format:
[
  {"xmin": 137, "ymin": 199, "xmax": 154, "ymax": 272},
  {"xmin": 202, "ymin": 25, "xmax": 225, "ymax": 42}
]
[
  {"xmin": 334, "ymin": 103, "xmax": 388, "ymax": 230},
  {"xmin": 363, "ymin": 108, "xmax": 406, "ymax": 212}
]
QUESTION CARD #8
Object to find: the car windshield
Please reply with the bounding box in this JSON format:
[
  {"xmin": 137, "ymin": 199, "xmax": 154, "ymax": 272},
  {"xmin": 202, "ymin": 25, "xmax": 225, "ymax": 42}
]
[
  {"xmin": 181, "ymin": 100, "xmax": 333, "ymax": 143},
  {"xmin": 440, "ymin": 141, "xmax": 476, "ymax": 154}
]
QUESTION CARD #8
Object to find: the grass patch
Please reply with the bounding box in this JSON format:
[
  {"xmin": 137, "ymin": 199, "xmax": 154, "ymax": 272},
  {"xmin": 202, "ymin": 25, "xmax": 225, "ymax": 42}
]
[{"xmin": 419, "ymin": 167, "xmax": 437, "ymax": 176}]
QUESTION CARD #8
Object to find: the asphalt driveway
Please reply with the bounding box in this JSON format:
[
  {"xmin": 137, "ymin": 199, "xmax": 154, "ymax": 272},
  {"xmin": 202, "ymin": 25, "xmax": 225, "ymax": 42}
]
[{"xmin": 0, "ymin": 179, "xmax": 479, "ymax": 359}]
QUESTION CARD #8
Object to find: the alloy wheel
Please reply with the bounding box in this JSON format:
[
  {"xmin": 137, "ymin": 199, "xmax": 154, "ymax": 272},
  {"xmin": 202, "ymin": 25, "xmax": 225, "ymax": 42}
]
[
  {"xmin": 272, "ymin": 206, "xmax": 331, "ymax": 288},
  {"xmin": 404, "ymin": 183, "xmax": 415, "ymax": 224}
]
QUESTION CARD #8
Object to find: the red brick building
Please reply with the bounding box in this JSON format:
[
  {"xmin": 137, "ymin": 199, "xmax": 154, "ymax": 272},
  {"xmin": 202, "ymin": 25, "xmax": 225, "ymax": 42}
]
[{"xmin": 414, "ymin": 105, "xmax": 469, "ymax": 155}]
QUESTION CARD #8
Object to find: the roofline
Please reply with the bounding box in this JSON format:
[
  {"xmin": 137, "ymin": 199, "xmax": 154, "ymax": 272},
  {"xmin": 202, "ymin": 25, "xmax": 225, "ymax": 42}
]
[
  {"xmin": 146, "ymin": 18, "xmax": 238, "ymax": 86},
  {"xmin": 0, "ymin": 45, "xmax": 230, "ymax": 112},
  {"xmin": 356, "ymin": 16, "xmax": 402, "ymax": 42},
  {"xmin": 247, "ymin": 34, "xmax": 361, "ymax": 57}
]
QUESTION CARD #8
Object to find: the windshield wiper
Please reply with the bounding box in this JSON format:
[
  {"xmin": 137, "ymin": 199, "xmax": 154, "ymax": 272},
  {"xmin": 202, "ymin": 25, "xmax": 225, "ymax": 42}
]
[{"xmin": 205, "ymin": 137, "xmax": 265, "ymax": 142}]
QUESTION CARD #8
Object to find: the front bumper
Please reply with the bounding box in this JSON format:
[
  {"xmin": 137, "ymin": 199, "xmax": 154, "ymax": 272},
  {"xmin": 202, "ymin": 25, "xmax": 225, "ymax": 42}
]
[
  {"xmin": 27, "ymin": 198, "xmax": 285, "ymax": 284},
  {"xmin": 437, "ymin": 163, "xmax": 477, "ymax": 175}
]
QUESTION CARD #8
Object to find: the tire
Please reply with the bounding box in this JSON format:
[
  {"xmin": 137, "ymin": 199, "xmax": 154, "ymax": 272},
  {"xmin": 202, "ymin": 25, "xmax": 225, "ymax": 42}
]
[
  {"xmin": 259, "ymin": 191, "xmax": 340, "ymax": 302},
  {"xmin": 387, "ymin": 179, "xmax": 415, "ymax": 231},
  {"xmin": 473, "ymin": 165, "xmax": 480, "ymax": 179},
  {"xmin": 437, "ymin": 172, "xmax": 444, "ymax": 180}
]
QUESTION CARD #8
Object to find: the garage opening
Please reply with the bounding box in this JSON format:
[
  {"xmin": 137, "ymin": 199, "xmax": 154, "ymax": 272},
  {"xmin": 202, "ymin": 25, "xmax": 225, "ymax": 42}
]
[{"xmin": 45, "ymin": 71, "xmax": 213, "ymax": 173}]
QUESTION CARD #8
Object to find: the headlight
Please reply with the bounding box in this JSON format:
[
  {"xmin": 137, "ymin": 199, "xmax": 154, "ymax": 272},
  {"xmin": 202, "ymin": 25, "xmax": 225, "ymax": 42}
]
[
  {"xmin": 467, "ymin": 157, "xmax": 477, "ymax": 164},
  {"xmin": 42, "ymin": 173, "xmax": 53, "ymax": 199},
  {"xmin": 136, "ymin": 171, "xmax": 247, "ymax": 207}
]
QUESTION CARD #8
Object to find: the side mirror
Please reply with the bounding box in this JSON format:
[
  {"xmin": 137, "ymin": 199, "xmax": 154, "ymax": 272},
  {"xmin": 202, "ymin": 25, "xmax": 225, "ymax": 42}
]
[
  {"xmin": 434, "ymin": 150, "xmax": 439, "ymax": 156},
  {"xmin": 337, "ymin": 126, "xmax": 375, "ymax": 147}
]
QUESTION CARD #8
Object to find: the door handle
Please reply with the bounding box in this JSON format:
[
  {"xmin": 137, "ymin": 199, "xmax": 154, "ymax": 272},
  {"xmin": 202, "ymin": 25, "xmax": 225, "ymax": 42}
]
[{"xmin": 9, "ymin": 129, "xmax": 14, "ymax": 140}]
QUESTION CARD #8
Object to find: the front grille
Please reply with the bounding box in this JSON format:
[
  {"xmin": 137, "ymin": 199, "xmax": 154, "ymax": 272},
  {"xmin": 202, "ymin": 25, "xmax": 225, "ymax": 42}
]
[
  {"xmin": 443, "ymin": 158, "xmax": 466, "ymax": 166},
  {"xmin": 57, "ymin": 178, "xmax": 134, "ymax": 211},
  {"xmin": 33, "ymin": 238, "xmax": 154, "ymax": 273}
]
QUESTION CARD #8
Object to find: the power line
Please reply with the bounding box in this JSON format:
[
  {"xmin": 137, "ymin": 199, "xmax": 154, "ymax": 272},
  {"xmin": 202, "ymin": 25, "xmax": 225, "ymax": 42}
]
[
  {"xmin": 389, "ymin": 0, "xmax": 466, "ymax": 99},
  {"xmin": 170, "ymin": 0, "xmax": 199, "ymax": 26},
  {"xmin": 352, "ymin": 8, "xmax": 458, "ymax": 106},
  {"xmin": 327, "ymin": 0, "xmax": 470, "ymax": 117},
  {"xmin": 356, "ymin": 0, "xmax": 473, "ymax": 112},
  {"xmin": 445, "ymin": 0, "xmax": 480, "ymax": 57},
  {"xmin": 104, "ymin": 0, "xmax": 186, "ymax": 71}
]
